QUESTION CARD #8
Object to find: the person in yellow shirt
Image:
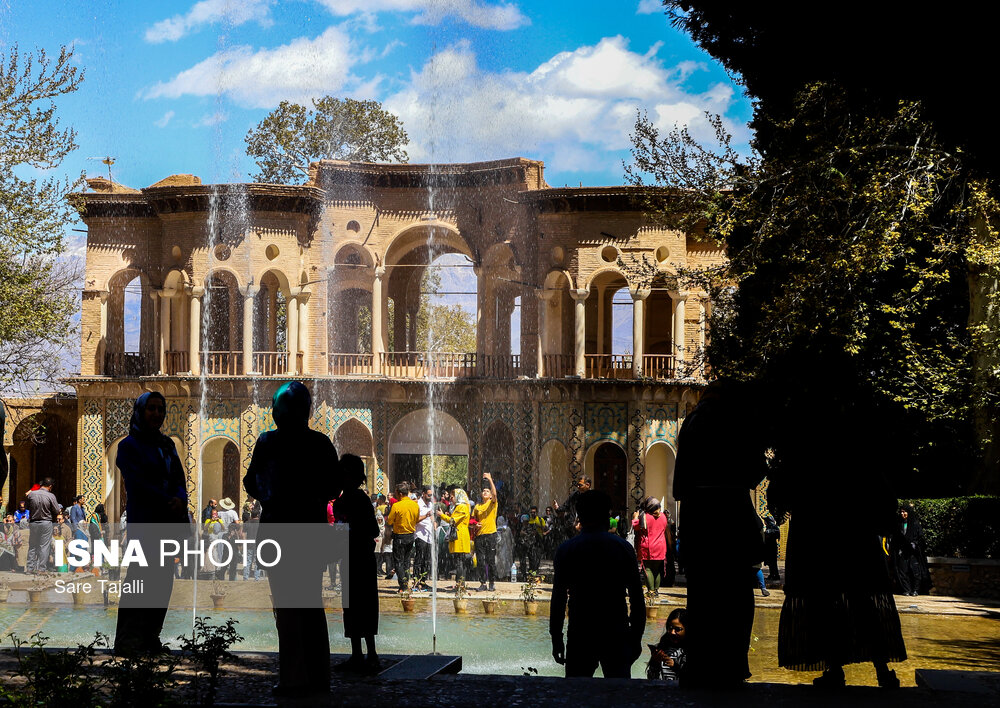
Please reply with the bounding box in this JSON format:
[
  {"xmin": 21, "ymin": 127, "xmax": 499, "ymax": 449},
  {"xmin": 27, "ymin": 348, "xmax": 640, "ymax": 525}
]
[
  {"xmin": 385, "ymin": 482, "xmax": 419, "ymax": 592},
  {"xmin": 438, "ymin": 488, "xmax": 471, "ymax": 587},
  {"xmin": 472, "ymin": 472, "xmax": 498, "ymax": 592}
]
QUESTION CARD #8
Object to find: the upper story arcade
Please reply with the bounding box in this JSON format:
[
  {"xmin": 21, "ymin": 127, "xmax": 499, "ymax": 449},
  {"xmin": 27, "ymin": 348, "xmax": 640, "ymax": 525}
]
[{"xmin": 73, "ymin": 159, "xmax": 722, "ymax": 384}]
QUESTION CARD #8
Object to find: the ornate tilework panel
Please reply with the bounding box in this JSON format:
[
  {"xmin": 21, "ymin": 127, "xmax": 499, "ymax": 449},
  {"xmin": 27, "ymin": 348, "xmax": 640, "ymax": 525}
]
[
  {"xmin": 184, "ymin": 406, "xmax": 199, "ymax": 510},
  {"xmin": 568, "ymin": 408, "xmax": 583, "ymax": 477},
  {"xmin": 645, "ymin": 403, "xmax": 679, "ymax": 446},
  {"xmin": 629, "ymin": 407, "xmax": 645, "ymax": 510},
  {"xmin": 104, "ymin": 398, "xmax": 131, "ymax": 448},
  {"xmin": 164, "ymin": 401, "xmax": 187, "ymax": 439},
  {"xmin": 200, "ymin": 400, "xmax": 241, "ymax": 443},
  {"xmin": 584, "ymin": 402, "xmax": 627, "ymax": 446},
  {"xmin": 539, "ymin": 403, "xmax": 570, "ymax": 445},
  {"xmin": 241, "ymin": 403, "xmax": 257, "ymax": 484},
  {"xmin": 330, "ymin": 406, "xmax": 373, "ymax": 434},
  {"xmin": 81, "ymin": 399, "xmax": 104, "ymax": 509}
]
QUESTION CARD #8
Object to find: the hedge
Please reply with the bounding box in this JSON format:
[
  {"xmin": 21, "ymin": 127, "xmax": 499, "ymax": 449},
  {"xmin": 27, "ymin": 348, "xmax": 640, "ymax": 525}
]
[{"xmin": 898, "ymin": 496, "xmax": 1000, "ymax": 559}]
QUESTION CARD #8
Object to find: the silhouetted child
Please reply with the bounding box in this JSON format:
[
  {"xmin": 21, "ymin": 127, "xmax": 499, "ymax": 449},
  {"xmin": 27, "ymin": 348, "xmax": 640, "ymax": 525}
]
[{"xmin": 647, "ymin": 608, "xmax": 688, "ymax": 683}]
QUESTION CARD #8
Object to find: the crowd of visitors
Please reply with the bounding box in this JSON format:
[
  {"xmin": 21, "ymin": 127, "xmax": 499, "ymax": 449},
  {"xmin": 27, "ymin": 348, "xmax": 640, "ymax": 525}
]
[{"xmin": 0, "ymin": 380, "xmax": 931, "ymax": 695}]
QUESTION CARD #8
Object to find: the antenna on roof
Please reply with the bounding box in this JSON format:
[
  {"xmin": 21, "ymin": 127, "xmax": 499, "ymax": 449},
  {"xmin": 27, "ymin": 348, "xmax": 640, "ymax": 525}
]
[{"xmin": 87, "ymin": 156, "xmax": 116, "ymax": 182}]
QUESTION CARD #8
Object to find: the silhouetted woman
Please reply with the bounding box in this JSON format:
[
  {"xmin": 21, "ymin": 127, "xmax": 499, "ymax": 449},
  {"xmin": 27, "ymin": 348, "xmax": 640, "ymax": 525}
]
[
  {"xmin": 331, "ymin": 454, "xmax": 380, "ymax": 672},
  {"xmin": 769, "ymin": 381, "xmax": 906, "ymax": 688},
  {"xmin": 673, "ymin": 379, "xmax": 768, "ymax": 687},
  {"xmin": 244, "ymin": 381, "xmax": 342, "ymax": 697},
  {"xmin": 894, "ymin": 505, "xmax": 930, "ymax": 596},
  {"xmin": 114, "ymin": 391, "xmax": 188, "ymax": 654}
]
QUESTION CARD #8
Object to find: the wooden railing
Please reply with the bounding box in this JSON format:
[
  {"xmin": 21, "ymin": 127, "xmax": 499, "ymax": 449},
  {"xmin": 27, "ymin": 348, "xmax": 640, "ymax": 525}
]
[
  {"xmin": 642, "ymin": 354, "xmax": 676, "ymax": 380},
  {"xmin": 381, "ymin": 352, "xmax": 477, "ymax": 378},
  {"xmin": 477, "ymin": 354, "xmax": 521, "ymax": 378},
  {"xmin": 329, "ymin": 353, "xmax": 375, "ymax": 376},
  {"xmin": 103, "ymin": 352, "xmax": 156, "ymax": 377},
  {"xmin": 585, "ymin": 354, "xmax": 634, "ymax": 380},
  {"xmin": 254, "ymin": 351, "xmax": 289, "ymax": 376},
  {"xmin": 203, "ymin": 351, "xmax": 242, "ymax": 376},
  {"xmin": 542, "ymin": 354, "xmax": 575, "ymax": 378},
  {"xmin": 164, "ymin": 351, "xmax": 189, "ymax": 375}
]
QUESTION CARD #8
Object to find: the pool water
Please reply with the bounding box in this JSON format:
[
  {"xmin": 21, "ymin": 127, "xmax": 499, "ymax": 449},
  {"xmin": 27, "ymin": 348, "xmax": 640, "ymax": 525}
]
[{"xmin": 1, "ymin": 605, "xmax": 997, "ymax": 685}]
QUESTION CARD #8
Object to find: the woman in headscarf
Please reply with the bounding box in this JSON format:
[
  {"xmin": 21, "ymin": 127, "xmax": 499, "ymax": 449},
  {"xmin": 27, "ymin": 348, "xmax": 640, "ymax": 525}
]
[
  {"xmin": 331, "ymin": 454, "xmax": 380, "ymax": 673},
  {"xmin": 894, "ymin": 505, "xmax": 931, "ymax": 596},
  {"xmin": 114, "ymin": 391, "xmax": 188, "ymax": 654},
  {"xmin": 632, "ymin": 496, "xmax": 671, "ymax": 597},
  {"xmin": 244, "ymin": 381, "xmax": 342, "ymax": 697},
  {"xmin": 438, "ymin": 488, "xmax": 471, "ymax": 588}
]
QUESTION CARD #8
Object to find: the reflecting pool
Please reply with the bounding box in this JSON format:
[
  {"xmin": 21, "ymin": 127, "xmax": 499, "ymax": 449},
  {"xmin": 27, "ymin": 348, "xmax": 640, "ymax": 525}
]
[{"xmin": 2, "ymin": 604, "xmax": 997, "ymax": 686}]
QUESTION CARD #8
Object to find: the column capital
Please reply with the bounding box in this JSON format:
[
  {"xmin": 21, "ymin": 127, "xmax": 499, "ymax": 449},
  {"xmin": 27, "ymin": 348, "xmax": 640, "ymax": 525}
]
[
  {"xmin": 187, "ymin": 285, "xmax": 205, "ymax": 298},
  {"xmin": 536, "ymin": 288, "xmax": 558, "ymax": 302},
  {"xmin": 296, "ymin": 290, "xmax": 311, "ymax": 304},
  {"xmin": 240, "ymin": 284, "xmax": 260, "ymax": 298},
  {"xmin": 87, "ymin": 289, "xmax": 110, "ymax": 303},
  {"xmin": 374, "ymin": 266, "xmax": 386, "ymax": 280},
  {"xmin": 667, "ymin": 289, "xmax": 689, "ymax": 302},
  {"xmin": 629, "ymin": 288, "xmax": 651, "ymax": 301},
  {"xmin": 569, "ymin": 288, "xmax": 590, "ymax": 301}
]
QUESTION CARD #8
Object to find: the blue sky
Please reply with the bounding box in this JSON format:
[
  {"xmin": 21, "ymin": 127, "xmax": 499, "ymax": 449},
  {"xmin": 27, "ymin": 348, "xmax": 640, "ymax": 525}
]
[
  {"xmin": 2, "ymin": 0, "xmax": 751, "ymax": 190},
  {"xmin": 3, "ymin": 1, "xmax": 752, "ymax": 363}
]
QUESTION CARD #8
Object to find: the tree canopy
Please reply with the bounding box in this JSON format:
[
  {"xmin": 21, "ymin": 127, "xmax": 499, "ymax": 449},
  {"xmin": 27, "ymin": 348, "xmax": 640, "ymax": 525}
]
[
  {"xmin": 0, "ymin": 45, "xmax": 84, "ymax": 394},
  {"xmin": 245, "ymin": 96, "xmax": 409, "ymax": 184},
  {"xmin": 631, "ymin": 4, "xmax": 1000, "ymax": 493}
]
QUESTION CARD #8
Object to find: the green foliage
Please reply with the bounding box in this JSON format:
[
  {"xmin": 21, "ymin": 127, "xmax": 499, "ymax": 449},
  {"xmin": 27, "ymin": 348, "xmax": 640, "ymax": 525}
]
[
  {"xmin": 628, "ymin": 83, "xmax": 1000, "ymax": 491},
  {"xmin": 416, "ymin": 266, "xmax": 476, "ymax": 352},
  {"xmin": 245, "ymin": 96, "xmax": 409, "ymax": 184},
  {"xmin": 4, "ymin": 631, "xmax": 103, "ymax": 705},
  {"xmin": 177, "ymin": 617, "xmax": 243, "ymax": 705},
  {"xmin": 900, "ymin": 496, "xmax": 1000, "ymax": 559},
  {"xmin": 0, "ymin": 45, "xmax": 84, "ymax": 392},
  {"xmin": 422, "ymin": 454, "xmax": 468, "ymax": 488}
]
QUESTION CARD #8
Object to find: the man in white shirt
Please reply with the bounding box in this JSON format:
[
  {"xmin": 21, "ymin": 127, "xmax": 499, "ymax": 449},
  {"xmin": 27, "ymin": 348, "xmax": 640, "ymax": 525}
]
[
  {"xmin": 413, "ymin": 485, "xmax": 435, "ymax": 590},
  {"xmin": 218, "ymin": 497, "xmax": 239, "ymax": 527}
]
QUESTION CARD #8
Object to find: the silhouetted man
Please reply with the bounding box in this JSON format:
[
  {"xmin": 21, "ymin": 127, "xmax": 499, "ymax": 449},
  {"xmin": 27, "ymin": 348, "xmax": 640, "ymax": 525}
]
[{"xmin": 550, "ymin": 490, "xmax": 645, "ymax": 678}]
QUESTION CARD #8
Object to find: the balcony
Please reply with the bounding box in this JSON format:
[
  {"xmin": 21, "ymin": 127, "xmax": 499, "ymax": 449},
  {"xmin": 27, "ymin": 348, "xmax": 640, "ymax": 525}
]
[{"xmin": 103, "ymin": 352, "xmax": 156, "ymax": 377}]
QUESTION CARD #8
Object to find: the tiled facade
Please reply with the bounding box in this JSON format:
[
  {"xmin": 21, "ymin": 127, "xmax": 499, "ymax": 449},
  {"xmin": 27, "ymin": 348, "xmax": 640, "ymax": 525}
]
[{"xmin": 4, "ymin": 158, "xmax": 722, "ymax": 521}]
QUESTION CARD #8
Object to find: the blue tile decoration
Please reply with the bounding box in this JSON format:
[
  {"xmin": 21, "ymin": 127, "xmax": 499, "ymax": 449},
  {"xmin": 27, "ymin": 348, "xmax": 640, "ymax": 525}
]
[
  {"xmin": 584, "ymin": 402, "xmax": 627, "ymax": 446},
  {"xmin": 81, "ymin": 399, "xmax": 104, "ymax": 510},
  {"xmin": 200, "ymin": 400, "xmax": 241, "ymax": 443},
  {"xmin": 104, "ymin": 398, "xmax": 131, "ymax": 448}
]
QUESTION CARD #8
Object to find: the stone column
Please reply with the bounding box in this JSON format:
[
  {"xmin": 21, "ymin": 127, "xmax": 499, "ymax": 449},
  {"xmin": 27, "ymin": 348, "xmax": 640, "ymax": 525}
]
[
  {"xmin": 630, "ymin": 288, "xmax": 650, "ymax": 378},
  {"xmin": 188, "ymin": 286, "xmax": 204, "ymax": 376},
  {"xmin": 372, "ymin": 267, "xmax": 385, "ymax": 374},
  {"xmin": 596, "ymin": 284, "xmax": 606, "ymax": 355},
  {"xmin": 407, "ymin": 306, "xmax": 419, "ymax": 352},
  {"xmin": 241, "ymin": 285, "xmax": 259, "ymax": 375},
  {"xmin": 96, "ymin": 290, "xmax": 110, "ymax": 375},
  {"xmin": 297, "ymin": 290, "xmax": 310, "ymax": 374},
  {"xmin": 570, "ymin": 288, "xmax": 589, "ymax": 377},
  {"xmin": 287, "ymin": 287, "xmax": 301, "ymax": 376},
  {"xmin": 158, "ymin": 289, "xmax": 171, "ymax": 374},
  {"xmin": 699, "ymin": 297, "xmax": 712, "ymax": 377},
  {"xmin": 670, "ymin": 291, "xmax": 687, "ymax": 374},
  {"xmin": 475, "ymin": 266, "xmax": 488, "ymax": 358},
  {"xmin": 535, "ymin": 289, "xmax": 555, "ymax": 377}
]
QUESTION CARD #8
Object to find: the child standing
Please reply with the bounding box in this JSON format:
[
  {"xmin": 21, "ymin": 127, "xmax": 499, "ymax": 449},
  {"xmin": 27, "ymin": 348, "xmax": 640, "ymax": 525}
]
[{"xmin": 647, "ymin": 608, "xmax": 688, "ymax": 683}]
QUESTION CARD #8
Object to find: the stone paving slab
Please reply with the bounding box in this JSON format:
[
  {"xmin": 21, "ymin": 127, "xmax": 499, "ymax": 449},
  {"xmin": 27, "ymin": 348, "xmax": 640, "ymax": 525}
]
[{"xmin": 915, "ymin": 669, "xmax": 1000, "ymax": 694}]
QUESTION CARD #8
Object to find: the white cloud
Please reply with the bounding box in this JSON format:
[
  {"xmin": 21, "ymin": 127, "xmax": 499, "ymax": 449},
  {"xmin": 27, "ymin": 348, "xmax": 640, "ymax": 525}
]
[
  {"xmin": 636, "ymin": 0, "xmax": 663, "ymax": 14},
  {"xmin": 146, "ymin": 0, "xmax": 273, "ymax": 43},
  {"xmin": 154, "ymin": 110, "xmax": 175, "ymax": 128},
  {"xmin": 194, "ymin": 111, "xmax": 229, "ymax": 127},
  {"xmin": 144, "ymin": 26, "xmax": 366, "ymax": 108},
  {"xmin": 314, "ymin": 0, "xmax": 529, "ymax": 30},
  {"xmin": 384, "ymin": 36, "xmax": 745, "ymax": 171}
]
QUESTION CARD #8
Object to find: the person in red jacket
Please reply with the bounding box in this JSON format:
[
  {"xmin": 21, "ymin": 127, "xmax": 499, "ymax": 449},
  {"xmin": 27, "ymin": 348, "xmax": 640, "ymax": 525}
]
[{"xmin": 632, "ymin": 496, "xmax": 671, "ymax": 597}]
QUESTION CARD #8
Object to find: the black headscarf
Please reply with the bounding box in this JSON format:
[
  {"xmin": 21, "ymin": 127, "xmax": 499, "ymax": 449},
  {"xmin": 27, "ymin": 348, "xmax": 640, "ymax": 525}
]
[
  {"xmin": 272, "ymin": 381, "xmax": 311, "ymax": 431},
  {"xmin": 129, "ymin": 392, "xmax": 170, "ymax": 446}
]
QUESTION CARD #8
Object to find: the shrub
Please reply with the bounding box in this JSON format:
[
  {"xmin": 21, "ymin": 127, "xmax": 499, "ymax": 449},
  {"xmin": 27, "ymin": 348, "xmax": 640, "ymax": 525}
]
[{"xmin": 899, "ymin": 496, "xmax": 1000, "ymax": 558}]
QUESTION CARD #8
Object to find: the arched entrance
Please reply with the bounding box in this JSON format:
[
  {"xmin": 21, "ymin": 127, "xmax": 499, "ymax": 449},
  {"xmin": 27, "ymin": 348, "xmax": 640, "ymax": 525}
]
[
  {"xmin": 387, "ymin": 409, "xmax": 469, "ymax": 492},
  {"xmin": 538, "ymin": 439, "xmax": 570, "ymax": 509},
  {"xmin": 585, "ymin": 441, "xmax": 628, "ymax": 516},
  {"xmin": 334, "ymin": 418, "xmax": 376, "ymax": 490},
  {"xmin": 201, "ymin": 438, "xmax": 241, "ymax": 507},
  {"xmin": 645, "ymin": 441, "xmax": 677, "ymax": 522},
  {"xmin": 11, "ymin": 411, "xmax": 76, "ymax": 504},
  {"xmin": 482, "ymin": 420, "xmax": 517, "ymax": 512}
]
